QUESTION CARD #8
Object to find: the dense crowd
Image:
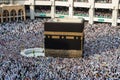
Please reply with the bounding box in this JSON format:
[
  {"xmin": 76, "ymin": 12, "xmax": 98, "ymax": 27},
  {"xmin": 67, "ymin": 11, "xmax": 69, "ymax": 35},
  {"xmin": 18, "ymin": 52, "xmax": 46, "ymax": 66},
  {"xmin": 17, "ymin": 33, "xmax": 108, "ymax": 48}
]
[
  {"xmin": 74, "ymin": 8, "xmax": 89, "ymax": 17},
  {"xmin": 33, "ymin": 6, "xmax": 114, "ymax": 19},
  {"xmin": 95, "ymin": 9, "xmax": 112, "ymax": 18},
  {"xmin": 0, "ymin": 19, "xmax": 120, "ymax": 80},
  {"xmin": 56, "ymin": 6, "xmax": 69, "ymax": 15},
  {"xmin": 35, "ymin": 6, "xmax": 51, "ymax": 14}
]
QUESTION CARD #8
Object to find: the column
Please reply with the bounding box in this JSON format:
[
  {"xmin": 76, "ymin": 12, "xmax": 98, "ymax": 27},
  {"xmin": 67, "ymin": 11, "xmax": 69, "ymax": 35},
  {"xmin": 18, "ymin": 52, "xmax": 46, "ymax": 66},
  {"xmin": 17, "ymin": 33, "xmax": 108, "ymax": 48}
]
[
  {"xmin": 89, "ymin": 0, "xmax": 95, "ymax": 24},
  {"xmin": 9, "ymin": 12, "xmax": 11, "ymax": 22},
  {"xmin": 20, "ymin": 11, "xmax": 22, "ymax": 20},
  {"xmin": 51, "ymin": 0, "xmax": 55, "ymax": 18},
  {"xmin": 1, "ymin": 15, "xmax": 3, "ymax": 23},
  {"xmin": 112, "ymin": 9, "xmax": 118, "ymax": 26},
  {"xmin": 10, "ymin": 0, "xmax": 13, "ymax": 4},
  {"xmin": 1, "ymin": 9, "xmax": 3, "ymax": 22},
  {"xmin": 29, "ymin": 0, "xmax": 35, "ymax": 19},
  {"xmin": 69, "ymin": 0, "xmax": 73, "ymax": 18},
  {"xmin": 23, "ymin": 6, "xmax": 26, "ymax": 20},
  {"xmin": 112, "ymin": 0, "xmax": 119, "ymax": 26},
  {"xmin": 17, "ymin": 12, "xmax": 18, "ymax": 22},
  {"xmin": 30, "ymin": 5, "xmax": 35, "ymax": 19},
  {"xmin": 4, "ymin": 11, "xmax": 8, "ymax": 22}
]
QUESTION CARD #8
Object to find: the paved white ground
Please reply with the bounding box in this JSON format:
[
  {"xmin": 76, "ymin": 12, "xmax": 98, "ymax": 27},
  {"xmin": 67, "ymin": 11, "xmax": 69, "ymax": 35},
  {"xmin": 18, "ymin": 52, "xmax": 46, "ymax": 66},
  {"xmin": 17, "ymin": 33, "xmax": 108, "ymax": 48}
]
[{"xmin": 20, "ymin": 48, "xmax": 45, "ymax": 57}]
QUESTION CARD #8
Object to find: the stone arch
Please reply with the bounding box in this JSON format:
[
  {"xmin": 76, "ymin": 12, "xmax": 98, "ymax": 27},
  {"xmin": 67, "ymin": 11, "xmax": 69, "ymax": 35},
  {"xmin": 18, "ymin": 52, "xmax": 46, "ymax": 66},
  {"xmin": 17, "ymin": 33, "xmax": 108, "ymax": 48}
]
[
  {"xmin": 18, "ymin": 9, "xmax": 23, "ymax": 15},
  {"xmin": 10, "ymin": 9, "xmax": 17, "ymax": 21},
  {"xmin": 10, "ymin": 9, "xmax": 17, "ymax": 16},
  {"xmin": 18, "ymin": 9, "xmax": 24, "ymax": 20},
  {"xmin": 3, "ymin": 10, "xmax": 9, "ymax": 22}
]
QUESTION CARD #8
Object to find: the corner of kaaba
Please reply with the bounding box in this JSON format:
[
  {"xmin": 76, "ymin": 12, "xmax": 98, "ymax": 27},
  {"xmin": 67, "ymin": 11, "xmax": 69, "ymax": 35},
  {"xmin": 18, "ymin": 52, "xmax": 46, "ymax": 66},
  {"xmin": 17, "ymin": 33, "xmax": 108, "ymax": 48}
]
[{"xmin": 44, "ymin": 18, "xmax": 84, "ymax": 58}]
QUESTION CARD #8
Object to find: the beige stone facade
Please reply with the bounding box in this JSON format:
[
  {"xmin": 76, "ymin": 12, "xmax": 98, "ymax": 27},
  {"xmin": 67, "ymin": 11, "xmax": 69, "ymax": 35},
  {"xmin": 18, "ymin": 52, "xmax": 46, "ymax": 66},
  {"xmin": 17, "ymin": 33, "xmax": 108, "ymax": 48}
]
[{"xmin": 0, "ymin": 4, "xmax": 26, "ymax": 23}]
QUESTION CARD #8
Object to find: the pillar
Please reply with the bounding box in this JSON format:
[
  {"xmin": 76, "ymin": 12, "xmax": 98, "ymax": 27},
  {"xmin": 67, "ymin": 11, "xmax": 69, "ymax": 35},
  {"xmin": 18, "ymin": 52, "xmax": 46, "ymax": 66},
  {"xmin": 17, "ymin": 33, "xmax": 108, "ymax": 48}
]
[
  {"xmin": 17, "ymin": 11, "xmax": 18, "ymax": 22},
  {"xmin": 10, "ymin": 0, "xmax": 13, "ymax": 4},
  {"xmin": 112, "ymin": 9, "xmax": 118, "ymax": 26},
  {"xmin": 29, "ymin": 0, "xmax": 35, "ymax": 19},
  {"xmin": 9, "ymin": 11, "xmax": 11, "ymax": 22},
  {"xmin": 1, "ymin": 15, "xmax": 3, "ymax": 23},
  {"xmin": 112, "ymin": 0, "xmax": 119, "ymax": 26},
  {"xmin": 1, "ymin": 9, "xmax": 3, "ymax": 23},
  {"xmin": 89, "ymin": 0, "xmax": 95, "ymax": 24},
  {"xmin": 30, "ymin": 5, "xmax": 35, "ymax": 19},
  {"xmin": 69, "ymin": 0, "xmax": 73, "ymax": 18},
  {"xmin": 23, "ymin": 6, "xmax": 26, "ymax": 20},
  {"xmin": 51, "ymin": 0, "xmax": 55, "ymax": 18},
  {"xmin": 6, "ymin": 11, "xmax": 9, "ymax": 22},
  {"xmin": 21, "ymin": 11, "xmax": 23, "ymax": 20}
]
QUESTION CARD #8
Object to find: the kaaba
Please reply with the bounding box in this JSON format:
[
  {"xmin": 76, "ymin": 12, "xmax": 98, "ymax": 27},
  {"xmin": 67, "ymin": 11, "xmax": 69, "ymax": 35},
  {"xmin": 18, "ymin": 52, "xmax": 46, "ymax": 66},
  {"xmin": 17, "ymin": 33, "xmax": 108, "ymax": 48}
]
[{"xmin": 44, "ymin": 18, "xmax": 84, "ymax": 58}]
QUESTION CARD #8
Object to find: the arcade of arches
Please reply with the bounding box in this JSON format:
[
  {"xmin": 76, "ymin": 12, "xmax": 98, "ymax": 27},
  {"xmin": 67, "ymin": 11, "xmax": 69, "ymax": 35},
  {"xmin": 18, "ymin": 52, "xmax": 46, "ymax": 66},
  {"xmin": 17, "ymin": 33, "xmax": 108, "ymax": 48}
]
[{"xmin": 0, "ymin": 4, "xmax": 26, "ymax": 23}]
